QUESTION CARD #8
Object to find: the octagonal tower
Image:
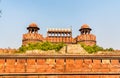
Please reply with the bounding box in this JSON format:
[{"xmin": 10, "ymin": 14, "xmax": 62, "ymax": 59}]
[
  {"xmin": 76, "ymin": 24, "xmax": 96, "ymax": 46},
  {"xmin": 22, "ymin": 23, "xmax": 44, "ymax": 45}
]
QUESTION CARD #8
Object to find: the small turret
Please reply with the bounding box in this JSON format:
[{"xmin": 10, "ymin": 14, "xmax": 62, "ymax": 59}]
[
  {"xmin": 76, "ymin": 24, "xmax": 96, "ymax": 46},
  {"xmin": 27, "ymin": 23, "xmax": 39, "ymax": 33},
  {"xmin": 22, "ymin": 23, "xmax": 43, "ymax": 45}
]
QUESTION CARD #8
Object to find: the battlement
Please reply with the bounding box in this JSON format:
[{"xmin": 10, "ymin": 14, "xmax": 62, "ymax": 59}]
[{"xmin": 0, "ymin": 55, "xmax": 120, "ymax": 78}]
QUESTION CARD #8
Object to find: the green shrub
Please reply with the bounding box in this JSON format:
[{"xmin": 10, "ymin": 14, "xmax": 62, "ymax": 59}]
[
  {"xmin": 81, "ymin": 44, "xmax": 104, "ymax": 53},
  {"xmin": 81, "ymin": 43, "xmax": 114, "ymax": 53},
  {"xmin": 19, "ymin": 45, "xmax": 27, "ymax": 52},
  {"xmin": 105, "ymin": 48, "xmax": 114, "ymax": 51},
  {"xmin": 19, "ymin": 42, "xmax": 65, "ymax": 52},
  {"xmin": 54, "ymin": 43, "xmax": 65, "ymax": 51}
]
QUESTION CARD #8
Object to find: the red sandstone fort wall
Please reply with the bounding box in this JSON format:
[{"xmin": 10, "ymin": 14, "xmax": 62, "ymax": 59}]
[{"xmin": 0, "ymin": 55, "xmax": 120, "ymax": 78}]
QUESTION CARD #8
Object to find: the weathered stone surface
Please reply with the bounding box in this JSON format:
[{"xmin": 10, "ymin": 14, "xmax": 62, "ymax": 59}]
[
  {"xmin": 66, "ymin": 44, "xmax": 87, "ymax": 54},
  {"xmin": 0, "ymin": 56, "xmax": 120, "ymax": 77}
]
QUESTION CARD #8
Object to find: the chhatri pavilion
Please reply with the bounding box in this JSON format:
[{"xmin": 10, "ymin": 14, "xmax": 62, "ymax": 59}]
[
  {"xmin": 22, "ymin": 23, "xmax": 44, "ymax": 45},
  {"xmin": 75, "ymin": 24, "xmax": 96, "ymax": 46}
]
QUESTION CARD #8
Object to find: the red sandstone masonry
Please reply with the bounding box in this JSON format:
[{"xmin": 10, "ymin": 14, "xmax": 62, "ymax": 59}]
[
  {"xmin": 37, "ymin": 59, "xmax": 47, "ymax": 72},
  {"xmin": 74, "ymin": 59, "xmax": 83, "ymax": 70},
  {"xmin": 1, "ymin": 75, "xmax": 120, "ymax": 78},
  {"xmin": 0, "ymin": 59, "xmax": 5, "ymax": 73},
  {"xmin": 0, "ymin": 59, "xmax": 120, "ymax": 73},
  {"xmin": 92, "ymin": 59, "xmax": 101, "ymax": 72},
  {"xmin": 15, "ymin": 59, "xmax": 25, "ymax": 73},
  {"xmin": 110, "ymin": 60, "xmax": 120, "ymax": 72},
  {"xmin": 56, "ymin": 59, "xmax": 64, "ymax": 64},
  {"xmin": 66, "ymin": 59, "xmax": 75, "ymax": 72},
  {"xmin": 46, "ymin": 59, "xmax": 56, "ymax": 73},
  {"xmin": 111, "ymin": 60, "xmax": 119, "ymax": 65},
  {"xmin": 0, "ymin": 56, "xmax": 120, "ymax": 78},
  {"xmin": 93, "ymin": 59, "xmax": 101, "ymax": 64},
  {"xmin": 55, "ymin": 59, "xmax": 65, "ymax": 72},
  {"xmin": 27, "ymin": 59, "xmax": 36, "ymax": 73},
  {"xmin": 5, "ymin": 59, "xmax": 15, "ymax": 73}
]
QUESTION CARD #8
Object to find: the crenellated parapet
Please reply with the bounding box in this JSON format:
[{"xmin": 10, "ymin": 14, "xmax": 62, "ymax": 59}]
[{"xmin": 22, "ymin": 33, "xmax": 44, "ymax": 45}]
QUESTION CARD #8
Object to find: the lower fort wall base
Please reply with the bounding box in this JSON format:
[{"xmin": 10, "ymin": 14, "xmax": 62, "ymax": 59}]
[{"xmin": 0, "ymin": 55, "xmax": 120, "ymax": 78}]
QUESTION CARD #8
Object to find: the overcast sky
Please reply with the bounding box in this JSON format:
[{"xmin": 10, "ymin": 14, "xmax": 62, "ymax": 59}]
[{"xmin": 0, "ymin": 0, "xmax": 120, "ymax": 49}]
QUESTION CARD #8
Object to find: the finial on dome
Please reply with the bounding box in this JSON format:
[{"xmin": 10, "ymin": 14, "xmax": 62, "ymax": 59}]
[
  {"xmin": 81, "ymin": 24, "xmax": 90, "ymax": 29},
  {"xmin": 29, "ymin": 22, "xmax": 38, "ymax": 27}
]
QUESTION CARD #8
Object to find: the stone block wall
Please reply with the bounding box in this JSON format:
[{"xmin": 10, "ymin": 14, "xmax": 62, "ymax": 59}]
[{"xmin": 0, "ymin": 55, "xmax": 120, "ymax": 78}]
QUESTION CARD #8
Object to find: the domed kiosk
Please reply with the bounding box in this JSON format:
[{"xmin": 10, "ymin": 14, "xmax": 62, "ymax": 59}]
[
  {"xmin": 22, "ymin": 23, "xmax": 44, "ymax": 45},
  {"xmin": 27, "ymin": 23, "xmax": 40, "ymax": 33},
  {"xmin": 76, "ymin": 24, "xmax": 96, "ymax": 46}
]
